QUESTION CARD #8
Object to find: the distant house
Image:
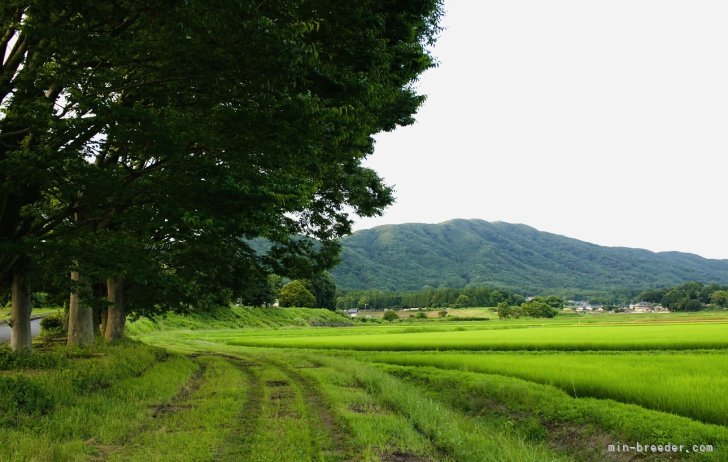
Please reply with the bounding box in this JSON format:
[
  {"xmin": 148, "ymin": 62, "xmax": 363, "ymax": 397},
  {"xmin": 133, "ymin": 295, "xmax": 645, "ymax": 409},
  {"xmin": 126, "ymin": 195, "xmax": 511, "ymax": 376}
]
[
  {"xmin": 346, "ymin": 308, "xmax": 359, "ymax": 318},
  {"xmin": 628, "ymin": 302, "xmax": 667, "ymax": 313},
  {"xmin": 570, "ymin": 300, "xmax": 596, "ymax": 312},
  {"xmin": 630, "ymin": 302, "xmax": 655, "ymax": 313}
]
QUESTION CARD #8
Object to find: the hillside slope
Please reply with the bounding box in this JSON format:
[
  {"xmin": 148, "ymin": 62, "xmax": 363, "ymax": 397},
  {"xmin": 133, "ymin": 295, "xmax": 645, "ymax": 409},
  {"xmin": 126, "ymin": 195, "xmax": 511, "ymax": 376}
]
[{"xmin": 331, "ymin": 219, "xmax": 728, "ymax": 291}]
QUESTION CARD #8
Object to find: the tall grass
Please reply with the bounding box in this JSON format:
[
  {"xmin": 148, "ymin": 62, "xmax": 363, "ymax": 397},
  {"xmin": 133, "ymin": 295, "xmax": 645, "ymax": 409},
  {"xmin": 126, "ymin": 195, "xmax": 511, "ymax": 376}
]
[
  {"xmin": 223, "ymin": 322, "xmax": 728, "ymax": 350},
  {"xmin": 362, "ymin": 350, "xmax": 728, "ymax": 425},
  {"xmin": 0, "ymin": 341, "xmax": 196, "ymax": 461},
  {"xmin": 379, "ymin": 363, "xmax": 728, "ymax": 461}
]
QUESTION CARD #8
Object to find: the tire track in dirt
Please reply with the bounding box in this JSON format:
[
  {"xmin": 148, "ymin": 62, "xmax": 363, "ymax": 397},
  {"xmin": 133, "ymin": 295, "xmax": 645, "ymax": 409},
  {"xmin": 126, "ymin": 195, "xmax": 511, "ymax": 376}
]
[
  {"xmin": 274, "ymin": 360, "xmax": 355, "ymax": 461},
  {"xmin": 91, "ymin": 356, "xmax": 205, "ymax": 461},
  {"xmin": 149, "ymin": 357, "xmax": 206, "ymax": 417},
  {"xmin": 215, "ymin": 355, "xmax": 264, "ymax": 462},
  {"xmin": 276, "ymin": 356, "xmax": 448, "ymax": 461},
  {"xmin": 217, "ymin": 353, "xmax": 355, "ymax": 461}
]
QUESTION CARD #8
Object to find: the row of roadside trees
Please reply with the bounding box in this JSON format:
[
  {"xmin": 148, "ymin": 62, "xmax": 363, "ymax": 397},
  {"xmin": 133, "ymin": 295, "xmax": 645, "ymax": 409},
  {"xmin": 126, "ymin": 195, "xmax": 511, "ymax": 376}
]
[{"xmin": 0, "ymin": 1, "xmax": 442, "ymax": 351}]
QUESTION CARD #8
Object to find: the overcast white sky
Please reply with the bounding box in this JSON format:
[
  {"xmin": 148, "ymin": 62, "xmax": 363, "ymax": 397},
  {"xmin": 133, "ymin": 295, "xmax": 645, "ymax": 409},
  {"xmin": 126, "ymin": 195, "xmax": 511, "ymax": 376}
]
[{"xmin": 353, "ymin": 0, "xmax": 728, "ymax": 260}]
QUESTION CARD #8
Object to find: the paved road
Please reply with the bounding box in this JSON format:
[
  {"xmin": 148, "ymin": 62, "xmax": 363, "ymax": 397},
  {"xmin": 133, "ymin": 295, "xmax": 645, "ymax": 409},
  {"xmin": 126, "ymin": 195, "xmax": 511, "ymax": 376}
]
[{"xmin": 0, "ymin": 317, "xmax": 43, "ymax": 342}]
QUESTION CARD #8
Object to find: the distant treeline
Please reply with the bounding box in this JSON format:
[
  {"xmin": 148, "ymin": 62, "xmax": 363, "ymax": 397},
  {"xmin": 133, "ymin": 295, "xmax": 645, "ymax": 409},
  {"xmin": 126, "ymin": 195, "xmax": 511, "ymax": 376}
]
[
  {"xmin": 636, "ymin": 282, "xmax": 728, "ymax": 311},
  {"xmin": 334, "ymin": 281, "xmax": 728, "ymax": 312},
  {"xmin": 335, "ymin": 287, "xmax": 525, "ymax": 310}
]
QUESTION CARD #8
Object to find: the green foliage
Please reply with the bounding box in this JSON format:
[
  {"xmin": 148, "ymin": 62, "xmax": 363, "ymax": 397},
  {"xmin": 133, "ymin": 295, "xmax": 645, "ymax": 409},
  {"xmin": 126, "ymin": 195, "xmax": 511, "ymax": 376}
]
[
  {"xmin": 496, "ymin": 302, "xmax": 511, "ymax": 319},
  {"xmin": 279, "ymin": 280, "xmax": 317, "ymax": 308},
  {"xmin": 411, "ymin": 311, "xmax": 428, "ymax": 319},
  {"xmin": 438, "ymin": 309, "xmax": 448, "ymax": 318},
  {"xmin": 39, "ymin": 312, "xmax": 65, "ymax": 335},
  {"xmin": 540, "ymin": 296, "xmax": 564, "ymax": 309},
  {"xmin": 711, "ymin": 290, "xmax": 728, "ymax": 307},
  {"xmin": 332, "ymin": 220, "xmax": 728, "ymax": 293},
  {"xmin": 303, "ymin": 272, "xmax": 337, "ymax": 310},
  {"xmin": 239, "ymin": 274, "xmax": 284, "ymax": 308},
  {"xmin": 0, "ymin": 0, "xmax": 444, "ymax": 336},
  {"xmin": 520, "ymin": 300, "xmax": 559, "ymax": 318},
  {"xmin": 383, "ymin": 310, "xmax": 399, "ymax": 322},
  {"xmin": 636, "ymin": 282, "xmax": 728, "ymax": 311},
  {"xmin": 336, "ymin": 286, "xmax": 523, "ymax": 311}
]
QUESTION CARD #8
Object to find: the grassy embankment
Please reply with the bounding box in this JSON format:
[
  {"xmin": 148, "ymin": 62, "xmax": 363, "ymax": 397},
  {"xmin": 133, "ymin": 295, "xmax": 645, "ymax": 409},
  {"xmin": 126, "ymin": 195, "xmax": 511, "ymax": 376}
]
[{"xmin": 4, "ymin": 307, "xmax": 727, "ymax": 461}]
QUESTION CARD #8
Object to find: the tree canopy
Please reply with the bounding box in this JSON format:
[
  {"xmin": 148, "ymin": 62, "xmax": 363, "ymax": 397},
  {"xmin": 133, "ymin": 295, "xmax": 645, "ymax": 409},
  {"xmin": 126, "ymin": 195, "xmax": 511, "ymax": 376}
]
[
  {"xmin": 0, "ymin": 0, "xmax": 443, "ymax": 350},
  {"xmin": 279, "ymin": 280, "xmax": 316, "ymax": 308},
  {"xmin": 636, "ymin": 282, "xmax": 728, "ymax": 312}
]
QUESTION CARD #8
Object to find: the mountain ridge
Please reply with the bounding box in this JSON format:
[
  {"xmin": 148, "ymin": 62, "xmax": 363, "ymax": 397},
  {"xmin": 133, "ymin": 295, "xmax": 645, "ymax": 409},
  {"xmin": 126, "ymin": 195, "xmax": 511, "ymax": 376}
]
[{"xmin": 331, "ymin": 219, "xmax": 728, "ymax": 292}]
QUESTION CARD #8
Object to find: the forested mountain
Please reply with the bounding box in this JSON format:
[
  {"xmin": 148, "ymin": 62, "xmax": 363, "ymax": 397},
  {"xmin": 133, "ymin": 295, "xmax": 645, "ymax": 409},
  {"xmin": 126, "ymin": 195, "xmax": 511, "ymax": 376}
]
[{"xmin": 331, "ymin": 219, "xmax": 728, "ymax": 292}]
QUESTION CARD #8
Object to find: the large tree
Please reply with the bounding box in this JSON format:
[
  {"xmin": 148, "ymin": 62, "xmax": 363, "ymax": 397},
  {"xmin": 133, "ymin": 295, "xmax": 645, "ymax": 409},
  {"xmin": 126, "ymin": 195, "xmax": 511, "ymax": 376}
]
[
  {"xmin": 1, "ymin": 0, "xmax": 443, "ymax": 349},
  {"xmin": 0, "ymin": 1, "xmax": 169, "ymax": 349}
]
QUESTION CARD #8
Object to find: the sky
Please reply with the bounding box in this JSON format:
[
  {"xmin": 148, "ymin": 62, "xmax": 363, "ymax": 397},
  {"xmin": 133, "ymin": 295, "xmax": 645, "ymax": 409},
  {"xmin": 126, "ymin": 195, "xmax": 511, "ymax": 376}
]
[{"xmin": 353, "ymin": 0, "xmax": 728, "ymax": 260}]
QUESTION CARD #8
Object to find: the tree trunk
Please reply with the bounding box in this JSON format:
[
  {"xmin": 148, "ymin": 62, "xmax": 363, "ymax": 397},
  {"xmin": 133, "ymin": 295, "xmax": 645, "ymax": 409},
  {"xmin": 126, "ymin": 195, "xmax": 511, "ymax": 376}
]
[
  {"xmin": 105, "ymin": 277, "xmax": 126, "ymax": 341},
  {"xmin": 67, "ymin": 270, "xmax": 94, "ymax": 346},
  {"xmin": 10, "ymin": 261, "xmax": 32, "ymax": 352}
]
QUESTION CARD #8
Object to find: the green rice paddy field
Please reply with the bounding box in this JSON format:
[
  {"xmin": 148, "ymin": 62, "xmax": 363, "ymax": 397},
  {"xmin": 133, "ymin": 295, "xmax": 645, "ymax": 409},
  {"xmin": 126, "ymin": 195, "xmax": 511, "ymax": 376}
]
[{"xmin": 3, "ymin": 308, "xmax": 727, "ymax": 461}]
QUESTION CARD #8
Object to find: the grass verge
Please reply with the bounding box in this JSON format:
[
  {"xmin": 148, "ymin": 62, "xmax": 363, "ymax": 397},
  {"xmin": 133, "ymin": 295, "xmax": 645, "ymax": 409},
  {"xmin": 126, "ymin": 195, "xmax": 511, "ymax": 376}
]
[{"xmin": 0, "ymin": 340, "xmax": 196, "ymax": 461}]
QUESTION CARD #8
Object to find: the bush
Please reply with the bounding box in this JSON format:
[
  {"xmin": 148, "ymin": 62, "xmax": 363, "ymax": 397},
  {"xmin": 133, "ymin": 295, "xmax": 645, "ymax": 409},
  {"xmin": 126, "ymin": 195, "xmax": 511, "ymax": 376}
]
[
  {"xmin": 438, "ymin": 309, "xmax": 448, "ymax": 318},
  {"xmin": 40, "ymin": 312, "xmax": 65, "ymax": 335},
  {"xmin": 383, "ymin": 310, "xmax": 399, "ymax": 322},
  {"xmin": 411, "ymin": 311, "xmax": 427, "ymax": 319}
]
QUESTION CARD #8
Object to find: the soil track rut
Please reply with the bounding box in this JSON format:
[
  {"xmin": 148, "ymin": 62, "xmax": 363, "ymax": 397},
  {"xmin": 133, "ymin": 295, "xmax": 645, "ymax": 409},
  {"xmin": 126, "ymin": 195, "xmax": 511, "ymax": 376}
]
[
  {"xmin": 217, "ymin": 353, "xmax": 355, "ymax": 461},
  {"xmin": 215, "ymin": 356, "xmax": 264, "ymax": 462},
  {"xmin": 275, "ymin": 359, "xmax": 354, "ymax": 460}
]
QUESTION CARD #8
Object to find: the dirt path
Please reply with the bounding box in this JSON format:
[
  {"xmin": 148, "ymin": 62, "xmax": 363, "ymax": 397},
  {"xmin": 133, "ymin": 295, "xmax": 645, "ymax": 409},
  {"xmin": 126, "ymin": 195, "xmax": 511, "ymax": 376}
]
[
  {"xmin": 215, "ymin": 356, "xmax": 264, "ymax": 462},
  {"xmin": 95, "ymin": 352, "xmax": 467, "ymax": 461},
  {"xmin": 274, "ymin": 359, "xmax": 354, "ymax": 460},
  {"xmin": 215, "ymin": 353, "xmax": 355, "ymax": 461}
]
